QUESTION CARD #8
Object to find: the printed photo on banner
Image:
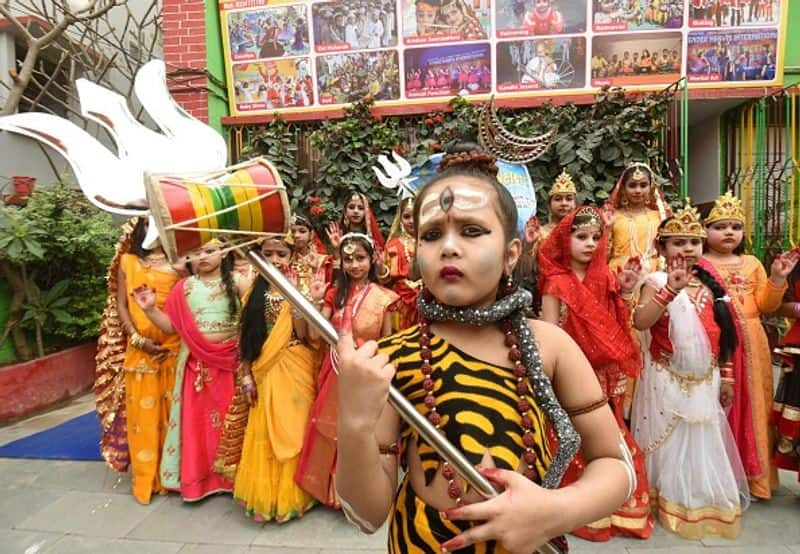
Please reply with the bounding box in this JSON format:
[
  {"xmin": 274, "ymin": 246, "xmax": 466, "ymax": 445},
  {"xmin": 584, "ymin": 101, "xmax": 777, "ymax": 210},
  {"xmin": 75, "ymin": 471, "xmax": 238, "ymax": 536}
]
[
  {"xmin": 495, "ymin": 0, "xmax": 586, "ymax": 39},
  {"xmin": 687, "ymin": 28, "xmax": 777, "ymax": 82},
  {"xmin": 312, "ymin": 0, "xmax": 398, "ymax": 53},
  {"xmin": 688, "ymin": 0, "xmax": 780, "ymax": 28},
  {"xmin": 316, "ymin": 50, "xmax": 400, "ymax": 104},
  {"xmin": 401, "ymin": 0, "xmax": 491, "ymax": 45},
  {"xmin": 592, "ymin": 0, "xmax": 683, "ymax": 32},
  {"xmin": 226, "ymin": 5, "xmax": 309, "ymax": 61},
  {"xmin": 496, "ymin": 37, "xmax": 586, "ymax": 91},
  {"xmin": 404, "ymin": 43, "xmax": 491, "ymax": 98},
  {"xmin": 232, "ymin": 58, "xmax": 314, "ymax": 112},
  {"xmin": 591, "ymin": 32, "xmax": 682, "ymax": 87}
]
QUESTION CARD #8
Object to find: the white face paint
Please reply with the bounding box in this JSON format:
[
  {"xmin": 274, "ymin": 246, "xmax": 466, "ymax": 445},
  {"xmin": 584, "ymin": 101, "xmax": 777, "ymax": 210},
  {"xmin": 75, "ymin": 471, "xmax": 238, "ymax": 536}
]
[{"xmin": 418, "ymin": 186, "xmax": 489, "ymax": 227}]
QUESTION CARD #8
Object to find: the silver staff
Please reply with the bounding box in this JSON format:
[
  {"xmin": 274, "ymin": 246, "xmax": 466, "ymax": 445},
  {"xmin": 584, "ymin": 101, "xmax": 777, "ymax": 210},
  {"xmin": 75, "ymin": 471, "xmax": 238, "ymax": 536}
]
[{"xmin": 243, "ymin": 248, "xmax": 563, "ymax": 554}]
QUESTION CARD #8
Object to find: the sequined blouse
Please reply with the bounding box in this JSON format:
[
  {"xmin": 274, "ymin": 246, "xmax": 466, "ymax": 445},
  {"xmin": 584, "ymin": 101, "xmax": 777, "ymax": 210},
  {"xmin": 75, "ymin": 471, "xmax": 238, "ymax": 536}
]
[{"xmin": 183, "ymin": 274, "xmax": 240, "ymax": 335}]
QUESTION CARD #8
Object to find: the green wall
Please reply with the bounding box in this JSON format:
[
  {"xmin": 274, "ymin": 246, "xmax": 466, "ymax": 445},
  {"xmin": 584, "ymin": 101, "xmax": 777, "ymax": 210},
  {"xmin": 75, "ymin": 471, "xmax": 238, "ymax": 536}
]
[
  {"xmin": 205, "ymin": 0, "xmax": 229, "ymax": 137},
  {"xmin": 786, "ymin": 1, "xmax": 800, "ymax": 86}
]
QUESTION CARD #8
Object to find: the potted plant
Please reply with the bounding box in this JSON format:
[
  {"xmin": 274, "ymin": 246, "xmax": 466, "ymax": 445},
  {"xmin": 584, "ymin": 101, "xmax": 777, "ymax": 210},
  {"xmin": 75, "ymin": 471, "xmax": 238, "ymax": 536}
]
[{"xmin": 0, "ymin": 183, "xmax": 119, "ymax": 420}]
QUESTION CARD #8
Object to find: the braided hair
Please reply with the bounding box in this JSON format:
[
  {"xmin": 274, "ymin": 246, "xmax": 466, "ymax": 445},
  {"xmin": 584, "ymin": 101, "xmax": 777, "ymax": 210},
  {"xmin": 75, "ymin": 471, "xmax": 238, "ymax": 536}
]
[
  {"xmin": 219, "ymin": 252, "xmax": 239, "ymax": 318},
  {"xmin": 691, "ymin": 265, "xmax": 738, "ymax": 365},
  {"xmin": 184, "ymin": 250, "xmax": 239, "ymax": 318}
]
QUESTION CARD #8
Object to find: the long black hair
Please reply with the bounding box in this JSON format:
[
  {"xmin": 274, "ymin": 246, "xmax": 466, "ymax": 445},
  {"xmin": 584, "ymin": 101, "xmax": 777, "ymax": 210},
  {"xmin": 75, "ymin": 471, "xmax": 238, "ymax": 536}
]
[
  {"xmin": 334, "ymin": 235, "xmax": 378, "ymax": 310},
  {"xmin": 130, "ymin": 217, "xmax": 152, "ymax": 259},
  {"xmin": 184, "ymin": 249, "xmax": 239, "ymax": 318},
  {"xmin": 239, "ymin": 275, "xmax": 269, "ymax": 362},
  {"xmin": 692, "ymin": 265, "xmax": 738, "ymax": 365}
]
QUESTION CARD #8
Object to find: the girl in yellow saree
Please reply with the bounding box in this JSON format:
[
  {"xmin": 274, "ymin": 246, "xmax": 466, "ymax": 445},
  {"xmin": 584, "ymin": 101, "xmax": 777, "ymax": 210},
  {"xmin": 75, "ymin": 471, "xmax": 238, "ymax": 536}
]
[{"xmin": 233, "ymin": 236, "xmax": 319, "ymax": 521}]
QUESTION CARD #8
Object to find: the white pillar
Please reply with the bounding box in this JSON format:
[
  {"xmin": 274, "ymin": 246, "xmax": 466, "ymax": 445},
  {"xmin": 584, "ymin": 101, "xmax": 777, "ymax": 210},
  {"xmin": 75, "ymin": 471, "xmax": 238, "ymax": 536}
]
[{"xmin": 0, "ymin": 31, "xmax": 16, "ymax": 112}]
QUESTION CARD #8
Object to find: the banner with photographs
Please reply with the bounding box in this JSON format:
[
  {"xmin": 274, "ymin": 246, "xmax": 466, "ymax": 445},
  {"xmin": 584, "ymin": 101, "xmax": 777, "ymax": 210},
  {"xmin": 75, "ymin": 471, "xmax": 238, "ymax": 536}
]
[
  {"xmin": 404, "ymin": 43, "xmax": 491, "ymax": 98},
  {"xmin": 218, "ymin": 0, "xmax": 788, "ymax": 119}
]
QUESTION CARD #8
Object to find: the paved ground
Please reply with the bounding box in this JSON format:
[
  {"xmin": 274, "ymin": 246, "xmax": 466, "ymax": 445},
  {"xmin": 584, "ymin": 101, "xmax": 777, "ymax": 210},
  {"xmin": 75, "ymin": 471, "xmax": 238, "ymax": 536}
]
[{"xmin": 1, "ymin": 395, "xmax": 799, "ymax": 554}]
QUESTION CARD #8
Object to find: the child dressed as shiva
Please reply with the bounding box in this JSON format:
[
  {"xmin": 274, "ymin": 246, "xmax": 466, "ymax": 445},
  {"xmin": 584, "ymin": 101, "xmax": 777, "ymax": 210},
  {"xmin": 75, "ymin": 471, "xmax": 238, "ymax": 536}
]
[{"xmin": 334, "ymin": 147, "xmax": 636, "ymax": 554}]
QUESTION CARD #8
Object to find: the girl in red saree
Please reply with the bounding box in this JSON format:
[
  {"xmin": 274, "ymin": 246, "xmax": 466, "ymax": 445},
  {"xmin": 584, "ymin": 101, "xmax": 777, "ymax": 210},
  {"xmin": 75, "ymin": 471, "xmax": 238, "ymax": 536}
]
[
  {"xmin": 380, "ymin": 196, "xmax": 421, "ymax": 331},
  {"xmin": 538, "ymin": 206, "xmax": 653, "ymax": 541},
  {"xmin": 326, "ymin": 190, "xmax": 386, "ymax": 257},
  {"xmin": 295, "ymin": 233, "xmax": 398, "ymax": 506},
  {"xmin": 133, "ymin": 240, "xmax": 250, "ymax": 501}
]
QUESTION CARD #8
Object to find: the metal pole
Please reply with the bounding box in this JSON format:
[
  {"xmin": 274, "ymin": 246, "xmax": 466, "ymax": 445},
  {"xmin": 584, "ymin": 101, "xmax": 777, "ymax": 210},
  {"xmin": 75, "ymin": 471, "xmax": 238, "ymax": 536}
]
[{"xmin": 242, "ymin": 248, "xmax": 563, "ymax": 554}]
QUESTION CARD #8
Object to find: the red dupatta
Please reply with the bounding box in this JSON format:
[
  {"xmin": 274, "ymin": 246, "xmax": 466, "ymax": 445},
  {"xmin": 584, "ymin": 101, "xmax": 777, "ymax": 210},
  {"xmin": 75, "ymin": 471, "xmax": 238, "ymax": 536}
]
[
  {"xmin": 696, "ymin": 258, "xmax": 762, "ymax": 477},
  {"xmin": 537, "ymin": 207, "xmax": 640, "ymax": 379},
  {"xmin": 163, "ymin": 278, "xmax": 239, "ymax": 371}
]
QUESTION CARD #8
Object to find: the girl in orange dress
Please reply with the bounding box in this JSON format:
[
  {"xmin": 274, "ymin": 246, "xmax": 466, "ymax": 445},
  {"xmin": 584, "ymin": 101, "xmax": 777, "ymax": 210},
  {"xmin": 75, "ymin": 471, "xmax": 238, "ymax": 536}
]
[
  {"xmin": 700, "ymin": 191, "xmax": 799, "ymax": 499},
  {"xmin": 295, "ymin": 233, "xmax": 398, "ymax": 506},
  {"xmin": 380, "ymin": 197, "xmax": 421, "ymax": 331},
  {"xmin": 605, "ymin": 162, "xmax": 671, "ymax": 274},
  {"xmin": 538, "ymin": 206, "xmax": 653, "ymax": 541},
  {"xmin": 115, "ymin": 217, "xmax": 182, "ymax": 504}
]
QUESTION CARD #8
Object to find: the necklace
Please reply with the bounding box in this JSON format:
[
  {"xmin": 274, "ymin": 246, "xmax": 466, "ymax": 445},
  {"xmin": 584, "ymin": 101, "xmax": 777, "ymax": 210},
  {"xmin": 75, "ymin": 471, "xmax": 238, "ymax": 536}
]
[
  {"xmin": 418, "ymin": 316, "xmax": 538, "ymax": 504},
  {"xmin": 264, "ymin": 289, "xmax": 283, "ymax": 324},
  {"xmin": 416, "ymin": 288, "xmax": 579, "ymax": 493}
]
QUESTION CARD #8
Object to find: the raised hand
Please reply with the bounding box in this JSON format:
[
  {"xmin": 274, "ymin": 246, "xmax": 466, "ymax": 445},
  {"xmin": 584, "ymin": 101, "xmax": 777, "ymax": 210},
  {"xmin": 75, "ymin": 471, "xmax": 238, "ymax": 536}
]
[
  {"xmin": 666, "ymin": 253, "xmax": 690, "ymax": 291},
  {"xmin": 310, "ymin": 268, "xmax": 328, "ymax": 302},
  {"xmin": 327, "ymin": 222, "xmax": 342, "ymax": 250},
  {"xmin": 601, "ymin": 202, "xmax": 615, "ymax": 229},
  {"xmin": 617, "ymin": 256, "xmax": 642, "ymax": 293},
  {"xmin": 131, "ymin": 284, "xmax": 157, "ymax": 311},
  {"xmin": 770, "ymin": 248, "xmax": 800, "ymax": 281},
  {"xmin": 523, "ymin": 215, "xmax": 541, "ymax": 245}
]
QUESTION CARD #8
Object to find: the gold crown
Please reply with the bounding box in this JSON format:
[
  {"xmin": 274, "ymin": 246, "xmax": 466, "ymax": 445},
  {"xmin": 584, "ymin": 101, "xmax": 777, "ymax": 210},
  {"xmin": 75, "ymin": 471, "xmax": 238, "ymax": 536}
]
[
  {"xmin": 549, "ymin": 169, "xmax": 577, "ymax": 196},
  {"xmin": 658, "ymin": 198, "xmax": 706, "ymax": 239},
  {"xmin": 204, "ymin": 238, "xmax": 224, "ymax": 248},
  {"xmin": 704, "ymin": 190, "xmax": 745, "ymax": 225},
  {"xmin": 572, "ymin": 206, "xmax": 601, "ymax": 229},
  {"xmin": 263, "ymin": 231, "xmax": 294, "ymax": 248}
]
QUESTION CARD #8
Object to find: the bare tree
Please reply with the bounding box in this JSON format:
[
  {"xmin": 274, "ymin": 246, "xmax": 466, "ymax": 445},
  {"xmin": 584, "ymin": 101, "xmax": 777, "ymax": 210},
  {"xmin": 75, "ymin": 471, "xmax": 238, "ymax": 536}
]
[{"xmin": 0, "ymin": 0, "xmax": 161, "ymax": 120}]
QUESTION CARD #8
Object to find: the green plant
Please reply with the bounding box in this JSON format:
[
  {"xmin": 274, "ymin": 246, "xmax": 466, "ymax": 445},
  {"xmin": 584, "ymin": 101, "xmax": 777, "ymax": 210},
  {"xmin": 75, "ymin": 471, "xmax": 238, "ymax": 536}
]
[
  {"xmin": 309, "ymin": 98, "xmax": 401, "ymax": 231},
  {"xmin": 21, "ymin": 280, "xmax": 74, "ymax": 358},
  {"xmin": 0, "ymin": 183, "xmax": 119, "ymax": 360},
  {"xmin": 244, "ymin": 117, "xmax": 303, "ymax": 199}
]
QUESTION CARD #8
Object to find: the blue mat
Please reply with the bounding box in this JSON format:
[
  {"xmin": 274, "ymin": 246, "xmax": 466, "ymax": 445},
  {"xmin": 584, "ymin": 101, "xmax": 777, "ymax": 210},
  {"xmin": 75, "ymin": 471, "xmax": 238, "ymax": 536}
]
[{"xmin": 0, "ymin": 411, "xmax": 102, "ymax": 461}]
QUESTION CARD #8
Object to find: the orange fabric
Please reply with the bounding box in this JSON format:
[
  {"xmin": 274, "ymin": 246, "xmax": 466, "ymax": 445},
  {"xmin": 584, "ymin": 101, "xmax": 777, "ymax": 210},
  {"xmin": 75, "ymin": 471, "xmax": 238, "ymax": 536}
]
[
  {"xmin": 555, "ymin": 396, "xmax": 654, "ymax": 541},
  {"xmin": 295, "ymin": 283, "xmax": 398, "ymax": 506},
  {"xmin": 384, "ymin": 236, "xmax": 420, "ymax": 330},
  {"xmin": 120, "ymin": 253, "xmax": 181, "ymax": 504},
  {"xmin": 705, "ymin": 255, "xmax": 786, "ymax": 499}
]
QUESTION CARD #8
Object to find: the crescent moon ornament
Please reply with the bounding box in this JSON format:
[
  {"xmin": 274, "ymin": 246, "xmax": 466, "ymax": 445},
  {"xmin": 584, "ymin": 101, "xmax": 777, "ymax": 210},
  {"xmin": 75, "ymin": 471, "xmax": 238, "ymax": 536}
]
[{"xmin": 478, "ymin": 96, "xmax": 554, "ymax": 164}]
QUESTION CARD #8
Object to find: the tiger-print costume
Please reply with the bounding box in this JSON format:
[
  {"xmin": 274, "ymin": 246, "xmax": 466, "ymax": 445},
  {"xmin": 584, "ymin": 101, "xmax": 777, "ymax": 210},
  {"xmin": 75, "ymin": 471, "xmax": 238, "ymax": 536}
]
[{"xmin": 379, "ymin": 325, "xmax": 558, "ymax": 553}]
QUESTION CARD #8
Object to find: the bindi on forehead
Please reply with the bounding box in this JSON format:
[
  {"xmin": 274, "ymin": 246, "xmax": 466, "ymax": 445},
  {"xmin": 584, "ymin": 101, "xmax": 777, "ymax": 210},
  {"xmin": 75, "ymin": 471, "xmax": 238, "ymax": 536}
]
[{"xmin": 418, "ymin": 181, "xmax": 493, "ymax": 226}]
